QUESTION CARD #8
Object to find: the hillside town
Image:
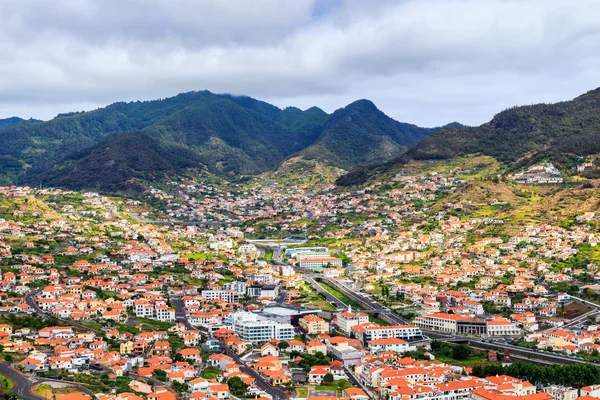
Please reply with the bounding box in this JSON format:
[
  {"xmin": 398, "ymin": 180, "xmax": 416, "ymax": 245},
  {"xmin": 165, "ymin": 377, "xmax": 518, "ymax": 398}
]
[{"xmin": 2, "ymin": 162, "xmax": 600, "ymax": 400}]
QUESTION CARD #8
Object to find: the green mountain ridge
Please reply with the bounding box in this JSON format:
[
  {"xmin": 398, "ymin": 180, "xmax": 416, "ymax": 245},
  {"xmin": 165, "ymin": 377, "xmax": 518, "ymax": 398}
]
[
  {"xmin": 300, "ymin": 99, "xmax": 434, "ymax": 169},
  {"xmin": 40, "ymin": 131, "xmax": 205, "ymax": 193},
  {"xmin": 0, "ymin": 90, "xmax": 436, "ymax": 191},
  {"xmin": 0, "ymin": 117, "xmax": 30, "ymax": 128},
  {"xmin": 336, "ymin": 87, "xmax": 600, "ymax": 186}
]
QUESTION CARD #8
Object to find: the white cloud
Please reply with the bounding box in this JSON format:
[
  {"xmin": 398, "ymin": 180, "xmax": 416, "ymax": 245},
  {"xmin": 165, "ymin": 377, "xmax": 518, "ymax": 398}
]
[{"xmin": 1, "ymin": 0, "xmax": 600, "ymax": 126}]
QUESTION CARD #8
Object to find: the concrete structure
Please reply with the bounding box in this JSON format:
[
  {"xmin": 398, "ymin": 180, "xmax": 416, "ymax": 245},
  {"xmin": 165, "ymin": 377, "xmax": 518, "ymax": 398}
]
[
  {"xmin": 359, "ymin": 325, "xmax": 424, "ymax": 344},
  {"xmin": 299, "ymin": 314, "xmax": 330, "ymax": 334},
  {"xmin": 247, "ymin": 284, "xmax": 278, "ymax": 299},
  {"xmin": 328, "ymin": 343, "xmax": 364, "ymax": 366},
  {"xmin": 286, "ymin": 247, "xmax": 328, "ymax": 258},
  {"xmin": 226, "ymin": 312, "xmax": 294, "ymax": 344},
  {"xmin": 336, "ymin": 308, "xmax": 369, "ymax": 335},
  {"xmin": 259, "ymin": 304, "xmax": 322, "ymax": 326},
  {"xmin": 201, "ymin": 289, "xmax": 239, "ymax": 303},
  {"xmin": 299, "ymin": 257, "xmax": 343, "ymax": 271},
  {"xmin": 223, "ymin": 281, "xmax": 247, "ymax": 295}
]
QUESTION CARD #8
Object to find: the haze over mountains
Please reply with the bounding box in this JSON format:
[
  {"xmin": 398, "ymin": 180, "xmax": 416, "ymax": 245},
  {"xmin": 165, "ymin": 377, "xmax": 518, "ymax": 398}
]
[{"xmin": 0, "ymin": 91, "xmax": 443, "ymax": 192}]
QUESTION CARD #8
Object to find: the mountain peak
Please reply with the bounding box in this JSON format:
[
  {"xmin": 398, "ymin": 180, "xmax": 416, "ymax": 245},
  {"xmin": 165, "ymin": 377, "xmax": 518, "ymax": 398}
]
[
  {"xmin": 337, "ymin": 85, "xmax": 600, "ymax": 187},
  {"xmin": 0, "ymin": 116, "xmax": 26, "ymax": 128},
  {"xmin": 0, "ymin": 89, "xmax": 432, "ymax": 192},
  {"xmin": 344, "ymin": 99, "xmax": 379, "ymax": 112}
]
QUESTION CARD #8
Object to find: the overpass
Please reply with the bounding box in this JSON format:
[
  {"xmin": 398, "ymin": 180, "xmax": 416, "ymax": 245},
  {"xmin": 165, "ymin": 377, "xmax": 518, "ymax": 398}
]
[
  {"xmin": 271, "ymin": 254, "xmax": 600, "ymax": 366},
  {"xmin": 464, "ymin": 340, "xmax": 595, "ymax": 365},
  {"xmin": 308, "ymin": 274, "xmax": 599, "ymax": 366}
]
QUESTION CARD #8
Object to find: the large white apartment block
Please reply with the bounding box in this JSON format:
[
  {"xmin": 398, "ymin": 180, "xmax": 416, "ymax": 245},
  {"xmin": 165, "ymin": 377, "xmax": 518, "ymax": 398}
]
[
  {"xmin": 155, "ymin": 305, "xmax": 176, "ymax": 322},
  {"xmin": 415, "ymin": 313, "xmax": 519, "ymax": 337},
  {"xmin": 135, "ymin": 302, "xmax": 154, "ymax": 318},
  {"xmin": 414, "ymin": 313, "xmax": 482, "ymax": 335},
  {"xmin": 361, "ymin": 325, "xmax": 423, "ymax": 343},
  {"xmin": 368, "ymin": 338, "xmax": 416, "ymax": 353},
  {"xmin": 299, "ymin": 257, "xmax": 343, "ymax": 270},
  {"xmin": 336, "ymin": 308, "xmax": 369, "ymax": 335},
  {"xmin": 201, "ymin": 289, "xmax": 239, "ymax": 303},
  {"xmin": 486, "ymin": 318, "xmax": 522, "ymax": 336},
  {"xmin": 223, "ymin": 281, "xmax": 247, "ymax": 295},
  {"xmin": 226, "ymin": 311, "xmax": 294, "ymax": 344}
]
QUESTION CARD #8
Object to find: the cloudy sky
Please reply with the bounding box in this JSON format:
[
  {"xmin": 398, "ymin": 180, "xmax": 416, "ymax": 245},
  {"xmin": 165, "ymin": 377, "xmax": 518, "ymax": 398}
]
[{"xmin": 2, "ymin": 0, "xmax": 600, "ymax": 126}]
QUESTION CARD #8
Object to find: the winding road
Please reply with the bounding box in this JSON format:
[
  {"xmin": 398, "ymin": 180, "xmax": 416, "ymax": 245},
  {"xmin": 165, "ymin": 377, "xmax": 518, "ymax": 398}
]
[{"xmin": 0, "ymin": 362, "xmax": 42, "ymax": 400}]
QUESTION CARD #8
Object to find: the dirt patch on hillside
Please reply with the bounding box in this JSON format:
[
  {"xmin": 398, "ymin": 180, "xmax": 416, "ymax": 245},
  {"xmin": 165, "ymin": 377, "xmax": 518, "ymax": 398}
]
[
  {"xmin": 33, "ymin": 383, "xmax": 89, "ymax": 400},
  {"xmin": 561, "ymin": 302, "xmax": 593, "ymax": 320}
]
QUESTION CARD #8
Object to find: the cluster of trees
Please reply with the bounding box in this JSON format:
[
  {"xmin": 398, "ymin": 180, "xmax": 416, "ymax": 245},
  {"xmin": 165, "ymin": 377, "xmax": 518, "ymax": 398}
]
[
  {"xmin": 380, "ymin": 285, "xmax": 392, "ymax": 297},
  {"xmin": 472, "ymin": 362, "xmax": 600, "ymax": 388},
  {"xmin": 227, "ymin": 377, "xmax": 247, "ymax": 396},
  {"xmin": 152, "ymin": 369, "xmax": 167, "ymax": 382},
  {"xmin": 289, "ymin": 351, "xmax": 330, "ymax": 372},
  {"xmin": 431, "ymin": 341, "xmax": 473, "ymax": 361},
  {"xmin": 319, "ymin": 374, "xmax": 352, "ymax": 390},
  {"xmin": 0, "ymin": 314, "xmax": 60, "ymax": 331},
  {"xmin": 278, "ymin": 341, "xmax": 290, "ymax": 350},
  {"xmin": 410, "ymin": 90, "xmax": 600, "ymax": 166}
]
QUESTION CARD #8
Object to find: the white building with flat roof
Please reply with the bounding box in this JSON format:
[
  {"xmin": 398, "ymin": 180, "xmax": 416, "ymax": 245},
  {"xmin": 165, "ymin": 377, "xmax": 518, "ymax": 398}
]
[
  {"xmin": 226, "ymin": 312, "xmax": 294, "ymax": 344},
  {"xmin": 299, "ymin": 257, "xmax": 343, "ymax": 271},
  {"xmin": 201, "ymin": 290, "xmax": 239, "ymax": 303},
  {"xmin": 335, "ymin": 308, "xmax": 369, "ymax": 335}
]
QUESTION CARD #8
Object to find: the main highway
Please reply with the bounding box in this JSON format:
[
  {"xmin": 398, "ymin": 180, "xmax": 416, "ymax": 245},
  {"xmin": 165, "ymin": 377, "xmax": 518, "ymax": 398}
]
[
  {"xmin": 267, "ymin": 251, "xmax": 600, "ymax": 366},
  {"xmin": 326, "ymin": 275, "xmax": 600, "ymax": 365}
]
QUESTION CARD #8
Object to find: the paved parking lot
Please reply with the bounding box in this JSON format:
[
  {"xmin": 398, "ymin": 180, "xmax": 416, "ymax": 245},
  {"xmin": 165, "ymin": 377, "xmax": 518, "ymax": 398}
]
[{"xmin": 308, "ymin": 390, "xmax": 337, "ymax": 398}]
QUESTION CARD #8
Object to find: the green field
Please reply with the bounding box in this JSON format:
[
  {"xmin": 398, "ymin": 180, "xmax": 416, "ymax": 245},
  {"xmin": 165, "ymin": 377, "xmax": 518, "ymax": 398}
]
[
  {"xmin": 1, "ymin": 375, "xmax": 14, "ymax": 392},
  {"xmin": 318, "ymin": 282, "xmax": 362, "ymax": 310},
  {"xmin": 368, "ymin": 316, "xmax": 389, "ymax": 326}
]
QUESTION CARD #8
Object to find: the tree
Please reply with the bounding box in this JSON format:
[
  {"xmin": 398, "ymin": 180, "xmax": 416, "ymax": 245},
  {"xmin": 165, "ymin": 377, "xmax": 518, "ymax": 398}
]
[
  {"xmin": 171, "ymin": 380, "xmax": 186, "ymax": 395},
  {"xmin": 337, "ymin": 379, "xmax": 352, "ymax": 390},
  {"xmin": 296, "ymin": 351, "xmax": 330, "ymax": 372},
  {"xmin": 202, "ymin": 366, "xmax": 221, "ymax": 379},
  {"xmin": 152, "ymin": 369, "xmax": 167, "ymax": 382},
  {"xmin": 323, "ymin": 373, "xmax": 334, "ymax": 384},
  {"xmin": 278, "ymin": 341, "xmax": 290, "ymax": 350},
  {"xmin": 452, "ymin": 344, "xmax": 472, "ymax": 361},
  {"xmin": 227, "ymin": 377, "xmax": 247, "ymax": 395}
]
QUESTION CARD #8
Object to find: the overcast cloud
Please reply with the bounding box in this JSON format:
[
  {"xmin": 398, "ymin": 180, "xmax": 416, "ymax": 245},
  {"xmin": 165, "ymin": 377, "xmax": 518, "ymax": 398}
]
[{"xmin": 1, "ymin": 0, "xmax": 600, "ymax": 126}]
